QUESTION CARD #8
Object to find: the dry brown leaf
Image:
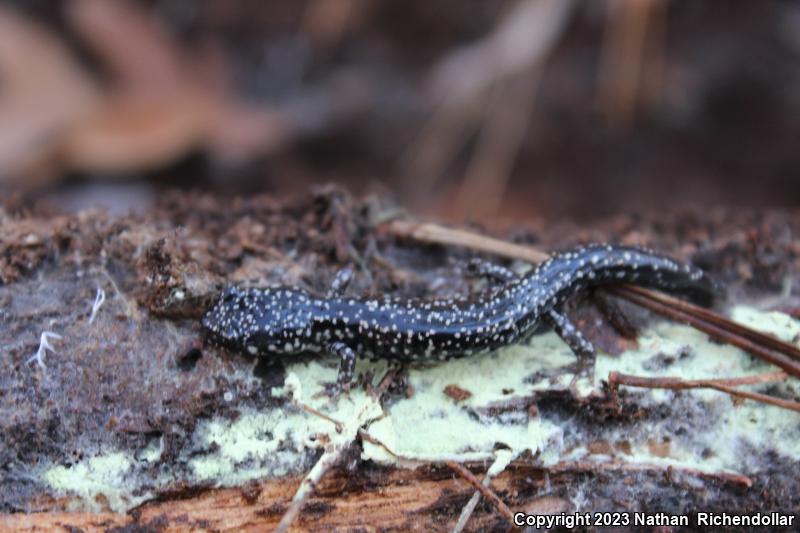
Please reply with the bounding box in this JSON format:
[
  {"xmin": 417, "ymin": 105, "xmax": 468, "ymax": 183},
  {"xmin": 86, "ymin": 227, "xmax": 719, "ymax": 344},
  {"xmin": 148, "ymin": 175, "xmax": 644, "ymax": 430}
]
[
  {"xmin": 59, "ymin": 93, "xmax": 212, "ymax": 173},
  {"xmin": 0, "ymin": 5, "xmax": 101, "ymax": 182},
  {"xmin": 65, "ymin": 0, "xmax": 294, "ymax": 173},
  {"xmin": 68, "ymin": 0, "xmax": 190, "ymax": 93},
  {"xmin": 302, "ymin": 0, "xmax": 371, "ymax": 48},
  {"xmin": 0, "ymin": 0, "xmax": 294, "ymax": 184}
]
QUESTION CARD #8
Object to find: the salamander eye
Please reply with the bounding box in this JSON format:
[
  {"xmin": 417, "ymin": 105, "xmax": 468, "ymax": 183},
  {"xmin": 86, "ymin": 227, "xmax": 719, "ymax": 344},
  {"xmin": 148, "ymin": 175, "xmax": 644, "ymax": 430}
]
[{"xmin": 222, "ymin": 288, "xmax": 239, "ymax": 303}]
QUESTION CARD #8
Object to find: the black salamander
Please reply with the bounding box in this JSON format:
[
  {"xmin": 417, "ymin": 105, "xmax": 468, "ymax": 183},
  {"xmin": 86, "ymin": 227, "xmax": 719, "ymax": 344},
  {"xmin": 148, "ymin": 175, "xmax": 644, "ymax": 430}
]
[{"xmin": 202, "ymin": 244, "xmax": 716, "ymax": 389}]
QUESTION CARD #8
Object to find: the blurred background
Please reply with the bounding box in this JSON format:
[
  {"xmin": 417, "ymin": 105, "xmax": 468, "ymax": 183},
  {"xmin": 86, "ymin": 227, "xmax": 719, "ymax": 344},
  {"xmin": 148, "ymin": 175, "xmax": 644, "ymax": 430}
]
[{"xmin": 0, "ymin": 0, "xmax": 798, "ymax": 221}]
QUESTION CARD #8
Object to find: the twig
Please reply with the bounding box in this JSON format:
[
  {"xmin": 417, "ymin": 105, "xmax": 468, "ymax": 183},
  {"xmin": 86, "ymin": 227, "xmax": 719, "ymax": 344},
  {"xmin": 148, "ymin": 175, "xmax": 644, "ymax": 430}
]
[
  {"xmin": 275, "ymin": 443, "xmax": 346, "ymax": 533},
  {"xmin": 444, "ymin": 460, "xmax": 515, "ymax": 526},
  {"xmin": 293, "ymin": 396, "xmax": 398, "ymax": 457},
  {"xmin": 608, "ymin": 371, "xmax": 800, "ymax": 413},
  {"xmin": 369, "ymin": 368, "xmax": 399, "ymax": 400},
  {"xmin": 608, "ymin": 370, "xmax": 788, "ymax": 390},
  {"xmin": 452, "ymin": 487, "xmax": 484, "ymax": 533},
  {"xmin": 611, "ymin": 285, "xmax": 800, "ymax": 379},
  {"xmin": 356, "ymin": 428, "xmax": 398, "ymax": 458},
  {"xmin": 708, "ymin": 383, "xmax": 800, "ymax": 413},
  {"xmin": 294, "ymin": 400, "xmax": 343, "ymax": 433},
  {"xmin": 452, "ymin": 451, "xmax": 514, "ymax": 533},
  {"xmin": 616, "ymin": 285, "xmax": 800, "ymax": 363},
  {"xmin": 386, "ymin": 220, "xmax": 548, "ymax": 263},
  {"xmin": 277, "ymin": 378, "xmax": 402, "ymax": 532}
]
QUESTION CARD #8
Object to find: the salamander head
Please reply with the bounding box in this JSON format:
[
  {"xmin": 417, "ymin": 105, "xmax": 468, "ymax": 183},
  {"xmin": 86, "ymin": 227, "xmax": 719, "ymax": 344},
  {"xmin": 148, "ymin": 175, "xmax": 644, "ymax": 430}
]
[{"xmin": 202, "ymin": 286, "xmax": 316, "ymax": 355}]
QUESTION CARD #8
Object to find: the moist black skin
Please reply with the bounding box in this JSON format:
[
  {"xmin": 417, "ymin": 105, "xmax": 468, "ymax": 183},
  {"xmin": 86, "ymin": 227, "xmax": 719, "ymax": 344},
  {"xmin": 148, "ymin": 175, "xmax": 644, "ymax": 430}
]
[{"xmin": 203, "ymin": 244, "xmax": 717, "ymax": 389}]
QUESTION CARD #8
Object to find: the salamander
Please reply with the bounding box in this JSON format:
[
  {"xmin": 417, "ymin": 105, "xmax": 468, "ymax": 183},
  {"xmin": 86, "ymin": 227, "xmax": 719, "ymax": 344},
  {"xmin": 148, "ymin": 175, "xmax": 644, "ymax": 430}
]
[{"xmin": 202, "ymin": 244, "xmax": 717, "ymax": 389}]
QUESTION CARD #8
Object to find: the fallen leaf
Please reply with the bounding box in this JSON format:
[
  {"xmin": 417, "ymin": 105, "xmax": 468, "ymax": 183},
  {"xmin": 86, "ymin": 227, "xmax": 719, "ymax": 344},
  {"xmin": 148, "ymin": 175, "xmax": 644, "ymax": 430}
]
[{"xmin": 0, "ymin": 5, "xmax": 101, "ymax": 183}]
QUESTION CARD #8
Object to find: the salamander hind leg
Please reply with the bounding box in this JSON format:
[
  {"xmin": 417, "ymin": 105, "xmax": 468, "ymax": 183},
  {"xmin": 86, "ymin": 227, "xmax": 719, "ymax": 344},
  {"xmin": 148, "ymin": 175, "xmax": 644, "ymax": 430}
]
[
  {"xmin": 544, "ymin": 309, "xmax": 596, "ymax": 386},
  {"xmin": 545, "ymin": 309, "xmax": 595, "ymax": 358}
]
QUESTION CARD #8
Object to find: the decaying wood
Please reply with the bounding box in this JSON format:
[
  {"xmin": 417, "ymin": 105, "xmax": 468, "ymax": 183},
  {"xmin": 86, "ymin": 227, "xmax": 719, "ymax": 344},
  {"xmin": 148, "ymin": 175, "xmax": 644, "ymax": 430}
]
[
  {"xmin": 2, "ymin": 465, "xmax": 525, "ymax": 532},
  {"xmin": 1, "ymin": 459, "xmax": 759, "ymax": 532}
]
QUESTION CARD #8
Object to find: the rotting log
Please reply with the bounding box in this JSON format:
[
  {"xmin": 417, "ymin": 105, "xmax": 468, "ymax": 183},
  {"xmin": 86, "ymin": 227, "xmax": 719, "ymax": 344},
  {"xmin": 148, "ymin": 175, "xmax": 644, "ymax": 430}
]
[
  {"xmin": 1, "ymin": 458, "xmax": 777, "ymax": 532},
  {"xmin": 5, "ymin": 465, "xmax": 524, "ymax": 532}
]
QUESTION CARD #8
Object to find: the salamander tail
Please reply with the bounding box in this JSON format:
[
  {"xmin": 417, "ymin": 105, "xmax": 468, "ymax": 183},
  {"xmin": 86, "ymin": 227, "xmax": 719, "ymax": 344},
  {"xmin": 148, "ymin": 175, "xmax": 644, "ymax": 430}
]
[{"xmin": 547, "ymin": 244, "xmax": 721, "ymax": 307}]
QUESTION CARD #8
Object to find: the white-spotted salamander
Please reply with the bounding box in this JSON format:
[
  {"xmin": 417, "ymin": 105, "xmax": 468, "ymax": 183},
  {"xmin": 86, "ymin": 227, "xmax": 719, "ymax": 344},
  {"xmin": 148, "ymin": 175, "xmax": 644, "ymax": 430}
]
[{"xmin": 202, "ymin": 244, "xmax": 716, "ymax": 390}]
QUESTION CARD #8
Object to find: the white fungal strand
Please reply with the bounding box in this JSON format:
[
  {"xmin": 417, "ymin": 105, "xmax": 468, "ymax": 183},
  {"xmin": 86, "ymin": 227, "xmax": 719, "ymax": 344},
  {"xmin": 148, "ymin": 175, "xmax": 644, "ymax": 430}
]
[
  {"xmin": 27, "ymin": 331, "xmax": 63, "ymax": 369},
  {"xmin": 88, "ymin": 287, "xmax": 106, "ymax": 325}
]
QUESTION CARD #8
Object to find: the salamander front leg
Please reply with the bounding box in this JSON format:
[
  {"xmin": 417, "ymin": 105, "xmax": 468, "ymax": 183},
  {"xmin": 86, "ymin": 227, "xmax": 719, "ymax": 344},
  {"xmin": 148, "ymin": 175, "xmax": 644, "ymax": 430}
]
[
  {"xmin": 544, "ymin": 309, "xmax": 596, "ymax": 385},
  {"xmin": 327, "ymin": 341, "xmax": 356, "ymax": 396},
  {"xmin": 327, "ymin": 267, "xmax": 354, "ymax": 298}
]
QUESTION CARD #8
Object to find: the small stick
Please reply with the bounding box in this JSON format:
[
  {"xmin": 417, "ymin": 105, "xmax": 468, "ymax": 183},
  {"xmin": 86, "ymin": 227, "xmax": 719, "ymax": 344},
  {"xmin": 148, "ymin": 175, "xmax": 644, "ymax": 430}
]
[
  {"xmin": 608, "ymin": 370, "xmax": 788, "ymax": 390},
  {"xmin": 357, "ymin": 428, "xmax": 398, "ymax": 457},
  {"xmin": 275, "ymin": 444, "xmax": 345, "ymax": 533},
  {"xmin": 452, "ymin": 452, "xmax": 513, "ymax": 533},
  {"xmin": 278, "ymin": 383, "xmax": 399, "ymax": 532},
  {"xmin": 608, "ymin": 371, "xmax": 800, "ymax": 412},
  {"xmin": 708, "ymin": 383, "xmax": 800, "ymax": 413},
  {"xmin": 362, "ymin": 369, "xmax": 401, "ymax": 456},
  {"xmin": 617, "ymin": 285, "xmax": 800, "ymax": 363},
  {"xmin": 293, "ymin": 397, "xmax": 398, "ymax": 456},
  {"xmin": 387, "ymin": 220, "xmax": 549, "ymax": 263},
  {"xmin": 452, "ymin": 488, "xmax": 484, "ymax": 533},
  {"xmin": 294, "ymin": 400, "xmax": 343, "ymax": 433},
  {"xmin": 612, "ymin": 286, "xmax": 800, "ymax": 379},
  {"xmin": 444, "ymin": 460, "xmax": 515, "ymax": 526},
  {"xmin": 370, "ymin": 368, "xmax": 399, "ymax": 400}
]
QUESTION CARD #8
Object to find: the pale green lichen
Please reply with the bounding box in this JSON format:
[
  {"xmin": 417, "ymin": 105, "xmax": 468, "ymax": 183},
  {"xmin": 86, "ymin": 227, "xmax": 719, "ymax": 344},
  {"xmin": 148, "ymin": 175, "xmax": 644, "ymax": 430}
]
[
  {"xmin": 584, "ymin": 305, "xmax": 800, "ymax": 474},
  {"xmin": 40, "ymin": 305, "xmax": 800, "ymax": 512},
  {"xmin": 594, "ymin": 322, "xmax": 775, "ymax": 403},
  {"xmin": 731, "ymin": 305, "xmax": 800, "ymax": 342},
  {"xmin": 42, "ymin": 452, "xmax": 144, "ymax": 512},
  {"xmin": 190, "ymin": 358, "xmax": 385, "ymax": 485},
  {"xmin": 363, "ymin": 335, "xmax": 570, "ymax": 462},
  {"xmin": 138, "ymin": 435, "xmax": 164, "ymax": 463}
]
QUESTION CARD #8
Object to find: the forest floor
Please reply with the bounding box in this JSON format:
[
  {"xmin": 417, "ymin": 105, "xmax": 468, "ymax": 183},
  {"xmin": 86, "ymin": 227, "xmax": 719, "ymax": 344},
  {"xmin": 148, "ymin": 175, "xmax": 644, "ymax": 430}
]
[{"xmin": 1, "ymin": 189, "xmax": 799, "ymax": 531}]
